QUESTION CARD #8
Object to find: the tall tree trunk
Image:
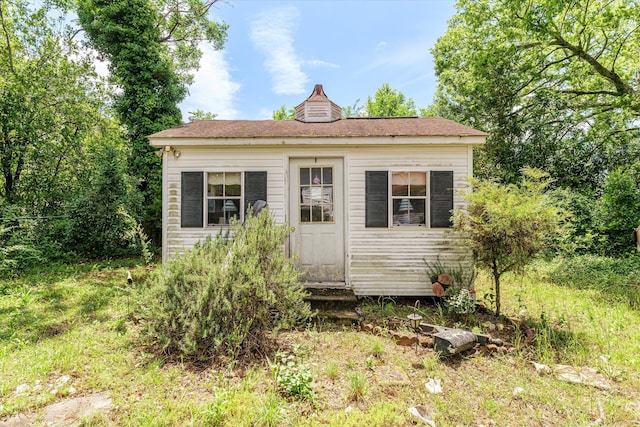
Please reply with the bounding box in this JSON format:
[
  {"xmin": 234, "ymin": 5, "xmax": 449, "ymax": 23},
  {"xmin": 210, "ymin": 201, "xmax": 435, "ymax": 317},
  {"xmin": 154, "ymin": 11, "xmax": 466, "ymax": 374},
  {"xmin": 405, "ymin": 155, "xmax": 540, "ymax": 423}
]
[{"xmin": 492, "ymin": 261, "xmax": 501, "ymax": 316}]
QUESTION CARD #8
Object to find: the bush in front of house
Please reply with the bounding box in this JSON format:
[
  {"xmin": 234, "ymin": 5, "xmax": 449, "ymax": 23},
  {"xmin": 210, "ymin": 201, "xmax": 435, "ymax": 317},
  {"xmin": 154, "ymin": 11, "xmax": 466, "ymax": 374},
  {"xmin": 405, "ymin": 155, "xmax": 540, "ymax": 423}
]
[
  {"xmin": 452, "ymin": 168, "xmax": 563, "ymax": 316},
  {"xmin": 139, "ymin": 209, "xmax": 312, "ymax": 362}
]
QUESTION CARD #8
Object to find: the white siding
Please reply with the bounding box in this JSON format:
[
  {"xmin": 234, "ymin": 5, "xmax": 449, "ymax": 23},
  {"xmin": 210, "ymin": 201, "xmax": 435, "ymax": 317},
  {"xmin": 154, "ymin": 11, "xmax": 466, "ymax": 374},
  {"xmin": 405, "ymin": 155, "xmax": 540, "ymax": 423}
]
[
  {"xmin": 162, "ymin": 139, "xmax": 476, "ymax": 296},
  {"xmin": 164, "ymin": 147, "xmax": 286, "ymax": 259},
  {"xmin": 347, "ymin": 145, "xmax": 473, "ymax": 296}
]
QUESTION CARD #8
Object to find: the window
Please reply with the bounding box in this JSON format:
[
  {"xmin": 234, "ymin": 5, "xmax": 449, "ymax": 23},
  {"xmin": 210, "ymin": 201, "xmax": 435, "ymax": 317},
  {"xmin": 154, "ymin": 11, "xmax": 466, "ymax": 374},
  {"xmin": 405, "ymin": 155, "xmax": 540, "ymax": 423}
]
[
  {"xmin": 391, "ymin": 172, "xmax": 426, "ymax": 225},
  {"xmin": 365, "ymin": 170, "xmax": 453, "ymax": 228},
  {"xmin": 207, "ymin": 172, "xmax": 241, "ymax": 225},
  {"xmin": 299, "ymin": 167, "xmax": 334, "ymax": 223},
  {"xmin": 181, "ymin": 171, "xmax": 267, "ymax": 228}
]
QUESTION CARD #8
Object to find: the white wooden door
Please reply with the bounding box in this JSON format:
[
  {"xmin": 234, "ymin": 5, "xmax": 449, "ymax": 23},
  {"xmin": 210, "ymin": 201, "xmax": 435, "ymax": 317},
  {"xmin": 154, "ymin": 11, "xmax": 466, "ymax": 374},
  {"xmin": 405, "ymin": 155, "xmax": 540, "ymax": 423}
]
[{"xmin": 289, "ymin": 158, "xmax": 345, "ymax": 282}]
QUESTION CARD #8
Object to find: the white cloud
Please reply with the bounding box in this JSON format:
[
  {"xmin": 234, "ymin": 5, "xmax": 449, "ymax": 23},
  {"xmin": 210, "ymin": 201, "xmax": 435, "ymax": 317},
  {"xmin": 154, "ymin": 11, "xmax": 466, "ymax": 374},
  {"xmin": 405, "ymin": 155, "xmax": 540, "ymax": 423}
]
[
  {"xmin": 250, "ymin": 7, "xmax": 307, "ymax": 95},
  {"xmin": 180, "ymin": 46, "xmax": 241, "ymax": 120},
  {"xmin": 303, "ymin": 59, "xmax": 339, "ymax": 68}
]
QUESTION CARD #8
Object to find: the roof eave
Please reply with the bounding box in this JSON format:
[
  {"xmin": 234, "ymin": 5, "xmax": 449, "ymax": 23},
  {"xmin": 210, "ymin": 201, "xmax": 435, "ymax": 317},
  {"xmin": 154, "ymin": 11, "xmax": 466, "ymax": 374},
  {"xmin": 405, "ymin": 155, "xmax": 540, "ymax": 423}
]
[{"xmin": 148, "ymin": 135, "xmax": 487, "ymax": 147}]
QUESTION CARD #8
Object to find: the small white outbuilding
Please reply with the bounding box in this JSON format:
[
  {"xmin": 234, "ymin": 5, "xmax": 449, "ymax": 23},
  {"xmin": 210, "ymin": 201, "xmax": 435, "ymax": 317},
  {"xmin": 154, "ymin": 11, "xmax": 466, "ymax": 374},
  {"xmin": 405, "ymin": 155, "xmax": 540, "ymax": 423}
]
[{"xmin": 148, "ymin": 84, "xmax": 487, "ymax": 296}]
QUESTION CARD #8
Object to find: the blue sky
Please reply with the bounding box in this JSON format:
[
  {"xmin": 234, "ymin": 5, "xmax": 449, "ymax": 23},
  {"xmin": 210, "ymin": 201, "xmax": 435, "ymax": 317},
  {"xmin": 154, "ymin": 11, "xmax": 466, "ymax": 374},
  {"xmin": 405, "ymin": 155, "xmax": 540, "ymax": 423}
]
[{"xmin": 178, "ymin": 0, "xmax": 456, "ymax": 120}]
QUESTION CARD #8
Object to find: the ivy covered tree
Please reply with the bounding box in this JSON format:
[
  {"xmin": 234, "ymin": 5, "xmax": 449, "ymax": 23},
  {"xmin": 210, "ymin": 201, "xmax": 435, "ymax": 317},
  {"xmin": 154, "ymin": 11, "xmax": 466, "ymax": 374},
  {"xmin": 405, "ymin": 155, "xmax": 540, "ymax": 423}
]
[{"xmin": 77, "ymin": 0, "xmax": 228, "ymax": 240}]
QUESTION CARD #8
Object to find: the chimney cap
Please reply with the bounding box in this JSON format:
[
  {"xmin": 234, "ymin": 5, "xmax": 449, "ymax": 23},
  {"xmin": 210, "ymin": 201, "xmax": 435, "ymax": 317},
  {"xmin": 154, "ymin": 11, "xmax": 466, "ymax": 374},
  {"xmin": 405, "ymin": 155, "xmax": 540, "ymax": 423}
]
[{"xmin": 310, "ymin": 84, "xmax": 327, "ymax": 98}]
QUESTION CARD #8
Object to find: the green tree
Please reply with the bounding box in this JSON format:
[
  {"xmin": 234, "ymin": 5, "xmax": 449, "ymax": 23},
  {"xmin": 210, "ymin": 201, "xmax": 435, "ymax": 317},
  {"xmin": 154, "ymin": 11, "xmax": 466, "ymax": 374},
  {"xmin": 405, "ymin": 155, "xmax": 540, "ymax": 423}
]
[
  {"xmin": 341, "ymin": 98, "xmax": 364, "ymax": 118},
  {"xmin": 431, "ymin": 0, "xmax": 640, "ymax": 188},
  {"xmin": 272, "ymin": 105, "xmax": 295, "ymax": 120},
  {"xmin": 77, "ymin": 0, "xmax": 228, "ymax": 240},
  {"xmin": 452, "ymin": 169, "xmax": 562, "ymax": 316},
  {"xmin": 0, "ymin": 0, "xmax": 110, "ymax": 212},
  {"xmin": 272, "ymin": 86, "xmax": 421, "ymax": 120},
  {"xmin": 596, "ymin": 168, "xmax": 640, "ymax": 256},
  {"xmin": 150, "ymin": 0, "xmax": 228, "ymax": 82},
  {"xmin": 188, "ymin": 109, "xmax": 217, "ymax": 121},
  {"xmin": 364, "ymin": 83, "xmax": 417, "ymax": 117},
  {"xmin": 65, "ymin": 141, "xmax": 143, "ymax": 259}
]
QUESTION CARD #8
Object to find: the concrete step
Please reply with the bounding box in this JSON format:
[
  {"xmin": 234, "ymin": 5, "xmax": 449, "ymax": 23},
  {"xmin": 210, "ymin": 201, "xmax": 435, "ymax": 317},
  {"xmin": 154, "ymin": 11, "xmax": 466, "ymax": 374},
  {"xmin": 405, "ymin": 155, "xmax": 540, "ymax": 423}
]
[
  {"xmin": 314, "ymin": 309, "xmax": 361, "ymax": 326},
  {"xmin": 304, "ymin": 288, "xmax": 359, "ymax": 311}
]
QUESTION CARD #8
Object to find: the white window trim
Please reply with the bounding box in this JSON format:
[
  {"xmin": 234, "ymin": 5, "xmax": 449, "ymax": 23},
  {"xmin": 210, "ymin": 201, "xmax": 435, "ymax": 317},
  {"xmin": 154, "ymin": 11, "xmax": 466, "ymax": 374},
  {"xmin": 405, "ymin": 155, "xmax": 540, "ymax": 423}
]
[
  {"xmin": 204, "ymin": 170, "xmax": 244, "ymax": 227},
  {"xmin": 388, "ymin": 169, "xmax": 429, "ymax": 228}
]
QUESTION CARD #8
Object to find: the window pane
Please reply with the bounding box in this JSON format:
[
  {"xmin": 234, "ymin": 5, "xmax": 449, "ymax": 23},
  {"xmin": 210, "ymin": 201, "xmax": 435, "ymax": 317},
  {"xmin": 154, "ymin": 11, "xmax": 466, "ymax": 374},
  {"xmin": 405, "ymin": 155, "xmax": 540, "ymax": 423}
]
[
  {"xmin": 323, "ymin": 204, "xmax": 334, "ymax": 222},
  {"xmin": 311, "ymin": 205, "xmax": 323, "ymax": 222},
  {"xmin": 207, "ymin": 172, "xmax": 223, "ymax": 197},
  {"xmin": 223, "ymin": 199, "xmax": 240, "ymax": 222},
  {"xmin": 311, "ymin": 168, "xmax": 322, "ymax": 185},
  {"xmin": 300, "ymin": 168, "xmax": 310, "ymax": 185},
  {"xmin": 300, "ymin": 206, "xmax": 311, "ymax": 222},
  {"xmin": 301, "ymin": 186, "xmax": 310, "ymax": 203},
  {"xmin": 225, "ymin": 172, "xmax": 241, "ymax": 196},
  {"xmin": 323, "ymin": 186, "xmax": 333, "ymax": 204},
  {"xmin": 207, "ymin": 199, "xmax": 224, "ymax": 225},
  {"xmin": 310, "ymin": 187, "xmax": 323, "ymax": 203},
  {"xmin": 409, "ymin": 199, "xmax": 426, "ymax": 224},
  {"xmin": 392, "ymin": 198, "xmax": 425, "ymax": 225},
  {"xmin": 323, "ymin": 167, "xmax": 333, "ymax": 184},
  {"xmin": 299, "ymin": 167, "xmax": 334, "ymax": 223},
  {"xmin": 410, "ymin": 172, "xmax": 427, "ymax": 196},
  {"xmin": 392, "ymin": 172, "xmax": 408, "ymax": 196}
]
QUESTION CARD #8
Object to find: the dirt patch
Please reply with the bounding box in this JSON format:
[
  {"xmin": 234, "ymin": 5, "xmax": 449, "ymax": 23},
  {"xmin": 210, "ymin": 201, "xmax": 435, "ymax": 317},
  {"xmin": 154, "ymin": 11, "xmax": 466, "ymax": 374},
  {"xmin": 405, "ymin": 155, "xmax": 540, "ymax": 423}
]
[{"xmin": 0, "ymin": 392, "xmax": 112, "ymax": 427}]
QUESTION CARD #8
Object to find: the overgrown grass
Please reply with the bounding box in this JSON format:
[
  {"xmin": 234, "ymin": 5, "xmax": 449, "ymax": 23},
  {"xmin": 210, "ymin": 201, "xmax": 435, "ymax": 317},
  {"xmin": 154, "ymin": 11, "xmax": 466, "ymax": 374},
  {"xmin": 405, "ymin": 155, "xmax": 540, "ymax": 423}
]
[
  {"xmin": 1, "ymin": 257, "xmax": 640, "ymax": 425},
  {"xmin": 538, "ymin": 253, "xmax": 640, "ymax": 309}
]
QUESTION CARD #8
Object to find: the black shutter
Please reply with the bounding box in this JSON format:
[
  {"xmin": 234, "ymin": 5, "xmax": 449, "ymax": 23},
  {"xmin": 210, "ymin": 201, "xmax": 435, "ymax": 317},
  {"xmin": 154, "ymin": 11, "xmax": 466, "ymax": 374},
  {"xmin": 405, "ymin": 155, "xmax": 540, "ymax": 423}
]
[
  {"xmin": 181, "ymin": 172, "xmax": 204, "ymax": 228},
  {"xmin": 365, "ymin": 171, "xmax": 388, "ymax": 227},
  {"xmin": 430, "ymin": 171, "xmax": 454, "ymax": 228},
  {"xmin": 244, "ymin": 171, "xmax": 267, "ymax": 215}
]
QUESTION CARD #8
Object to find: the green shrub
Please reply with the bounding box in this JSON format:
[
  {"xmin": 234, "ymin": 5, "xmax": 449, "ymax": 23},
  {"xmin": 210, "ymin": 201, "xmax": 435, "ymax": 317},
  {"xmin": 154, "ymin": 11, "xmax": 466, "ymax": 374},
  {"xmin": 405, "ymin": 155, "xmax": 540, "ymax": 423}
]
[
  {"xmin": 452, "ymin": 169, "xmax": 563, "ymax": 315},
  {"xmin": 269, "ymin": 351, "xmax": 315, "ymax": 401},
  {"xmin": 445, "ymin": 288, "xmax": 477, "ymax": 316},
  {"xmin": 424, "ymin": 257, "xmax": 476, "ymax": 291},
  {"xmin": 548, "ymin": 187, "xmax": 602, "ymax": 255},
  {"xmin": 0, "ymin": 222, "xmax": 41, "ymax": 277},
  {"xmin": 595, "ymin": 168, "xmax": 640, "ymax": 256},
  {"xmin": 65, "ymin": 144, "xmax": 143, "ymax": 259},
  {"xmin": 543, "ymin": 254, "xmax": 640, "ymax": 289},
  {"xmin": 541, "ymin": 254, "xmax": 640, "ymax": 309},
  {"xmin": 139, "ymin": 209, "xmax": 312, "ymax": 361}
]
